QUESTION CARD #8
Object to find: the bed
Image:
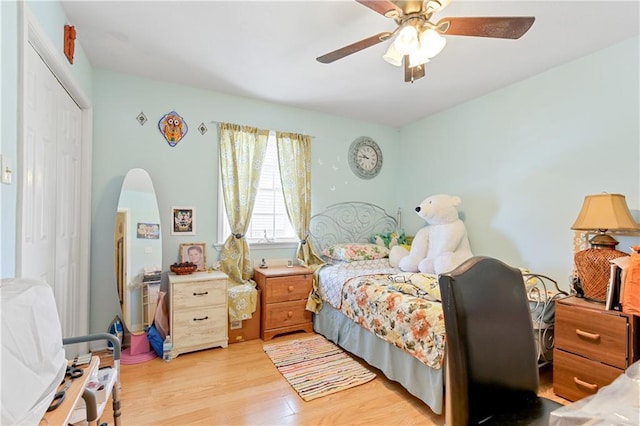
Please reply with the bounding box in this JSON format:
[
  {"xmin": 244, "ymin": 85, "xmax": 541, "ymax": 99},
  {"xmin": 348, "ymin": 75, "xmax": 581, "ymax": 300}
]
[{"xmin": 308, "ymin": 202, "xmax": 564, "ymax": 415}]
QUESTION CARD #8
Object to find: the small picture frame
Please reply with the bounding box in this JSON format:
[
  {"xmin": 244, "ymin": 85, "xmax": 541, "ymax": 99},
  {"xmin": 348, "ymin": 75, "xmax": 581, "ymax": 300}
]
[
  {"xmin": 136, "ymin": 223, "xmax": 160, "ymax": 239},
  {"xmin": 172, "ymin": 206, "xmax": 196, "ymax": 235},
  {"xmin": 180, "ymin": 243, "xmax": 207, "ymax": 271}
]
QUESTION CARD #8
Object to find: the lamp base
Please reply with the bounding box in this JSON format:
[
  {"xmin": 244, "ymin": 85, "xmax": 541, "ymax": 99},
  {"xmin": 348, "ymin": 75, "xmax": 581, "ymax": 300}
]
[
  {"xmin": 588, "ymin": 233, "xmax": 619, "ymax": 249},
  {"xmin": 574, "ymin": 248, "xmax": 628, "ymax": 302}
]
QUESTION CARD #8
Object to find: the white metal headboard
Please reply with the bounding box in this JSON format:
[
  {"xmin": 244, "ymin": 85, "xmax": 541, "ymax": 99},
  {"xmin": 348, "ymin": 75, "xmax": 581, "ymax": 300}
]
[{"xmin": 309, "ymin": 202, "xmax": 397, "ymax": 252}]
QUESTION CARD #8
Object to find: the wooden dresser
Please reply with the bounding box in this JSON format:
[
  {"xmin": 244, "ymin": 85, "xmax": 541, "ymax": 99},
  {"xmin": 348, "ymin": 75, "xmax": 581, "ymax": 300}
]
[
  {"xmin": 169, "ymin": 271, "xmax": 228, "ymax": 358},
  {"xmin": 553, "ymin": 296, "xmax": 639, "ymax": 401},
  {"xmin": 254, "ymin": 266, "xmax": 314, "ymax": 341}
]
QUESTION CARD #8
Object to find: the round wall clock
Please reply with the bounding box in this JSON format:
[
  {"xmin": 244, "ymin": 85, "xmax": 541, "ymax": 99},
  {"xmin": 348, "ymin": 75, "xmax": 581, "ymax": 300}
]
[{"xmin": 348, "ymin": 136, "xmax": 383, "ymax": 180}]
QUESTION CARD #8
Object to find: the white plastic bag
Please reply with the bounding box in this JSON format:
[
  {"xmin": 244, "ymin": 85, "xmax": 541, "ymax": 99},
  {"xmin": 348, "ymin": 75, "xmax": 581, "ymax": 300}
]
[{"xmin": 549, "ymin": 360, "xmax": 640, "ymax": 426}]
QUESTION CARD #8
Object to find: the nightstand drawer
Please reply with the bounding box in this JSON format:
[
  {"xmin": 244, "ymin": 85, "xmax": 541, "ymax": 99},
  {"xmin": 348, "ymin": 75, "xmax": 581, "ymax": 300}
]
[
  {"xmin": 264, "ymin": 300, "xmax": 312, "ymax": 329},
  {"xmin": 553, "ymin": 349, "xmax": 623, "ymax": 401},
  {"xmin": 173, "ymin": 306, "xmax": 227, "ymax": 346},
  {"xmin": 555, "ymin": 301, "xmax": 628, "ymax": 368},
  {"xmin": 265, "ymin": 275, "xmax": 313, "ymax": 303},
  {"xmin": 173, "ymin": 279, "xmax": 226, "ymax": 310}
]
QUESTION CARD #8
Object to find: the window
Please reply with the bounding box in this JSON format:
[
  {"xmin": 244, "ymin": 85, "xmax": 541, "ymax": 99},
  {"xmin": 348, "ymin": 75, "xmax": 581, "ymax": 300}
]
[{"xmin": 217, "ymin": 132, "xmax": 297, "ymax": 245}]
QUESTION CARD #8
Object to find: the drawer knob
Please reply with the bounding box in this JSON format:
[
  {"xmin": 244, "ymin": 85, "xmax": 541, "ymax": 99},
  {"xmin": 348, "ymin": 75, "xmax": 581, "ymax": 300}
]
[
  {"xmin": 573, "ymin": 377, "xmax": 598, "ymax": 392},
  {"xmin": 193, "ymin": 316, "xmax": 209, "ymax": 322},
  {"xmin": 193, "ymin": 291, "xmax": 209, "ymax": 296},
  {"xmin": 575, "ymin": 329, "xmax": 600, "ymax": 341},
  {"xmin": 288, "ymin": 286, "xmax": 294, "ymax": 292},
  {"xmin": 287, "ymin": 311, "xmax": 293, "ymax": 318}
]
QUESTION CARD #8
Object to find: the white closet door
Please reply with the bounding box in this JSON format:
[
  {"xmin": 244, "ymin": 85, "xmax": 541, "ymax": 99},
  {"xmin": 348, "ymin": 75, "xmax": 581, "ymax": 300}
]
[
  {"xmin": 55, "ymin": 81, "xmax": 83, "ymax": 336},
  {"xmin": 20, "ymin": 44, "xmax": 83, "ymax": 337},
  {"xmin": 21, "ymin": 45, "xmax": 57, "ymax": 284}
]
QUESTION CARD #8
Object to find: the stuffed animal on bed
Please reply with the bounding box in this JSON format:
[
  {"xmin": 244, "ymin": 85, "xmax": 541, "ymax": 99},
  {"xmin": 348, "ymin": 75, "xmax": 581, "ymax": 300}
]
[{"xmin": 389, "ymin": 194, "xmax": 473, "ymax": 275}]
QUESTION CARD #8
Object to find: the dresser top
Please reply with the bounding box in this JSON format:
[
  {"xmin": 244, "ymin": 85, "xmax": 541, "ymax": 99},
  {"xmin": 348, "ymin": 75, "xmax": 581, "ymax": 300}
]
[
  {"xmin": 169, "ymin": 270, "xmax": 227, "ymax": 283},
  {"xmin": 254, "ymin": 265, "xmax": 311, "ymax": 278}
]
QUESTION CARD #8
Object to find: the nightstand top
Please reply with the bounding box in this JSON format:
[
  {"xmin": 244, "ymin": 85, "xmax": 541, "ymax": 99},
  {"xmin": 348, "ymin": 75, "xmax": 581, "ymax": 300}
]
[
  {"xmin": 254, "ymin": 265, "xmax": 312, "ymax": 278},
  {"xmin": 557, "ymin": 295, "xmax": 607, "ymax": 311}
]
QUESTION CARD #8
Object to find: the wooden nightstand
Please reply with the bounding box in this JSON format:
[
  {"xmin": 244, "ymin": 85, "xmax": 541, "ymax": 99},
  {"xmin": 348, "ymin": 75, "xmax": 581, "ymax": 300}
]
[
  {"xmin": 169, "ymin": 271, "xmax": 228, "ymax": 358},
  {"xmin": 553, "ymin": 296, "xmax": 639, "ymax": 401},
  {"xmin": 254, "ymin": 265, "xmax": 314, "ymax": 341}
]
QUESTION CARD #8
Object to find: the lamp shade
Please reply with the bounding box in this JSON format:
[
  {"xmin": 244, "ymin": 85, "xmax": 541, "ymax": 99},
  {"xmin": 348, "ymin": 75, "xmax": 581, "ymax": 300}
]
[
  {"xmin": 393, "ymin": 25, "xmax": 419, "ymax": 55},
  {"xmin": 571, "ymin": 193, "xmax": 638, "ymax": 231},
  {"xmin": 383, "ymin": 43, "xmax": 403, "ymax": 67},
  {"xmin": 418, "ymin": 28, "xmax": 447, "ymax": 59}
]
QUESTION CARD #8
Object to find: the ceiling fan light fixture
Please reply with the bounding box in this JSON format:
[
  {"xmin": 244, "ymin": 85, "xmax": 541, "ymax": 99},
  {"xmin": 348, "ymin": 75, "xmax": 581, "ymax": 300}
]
[
  {"xmin": 419, "ymin": 28, "xmax": 447, "ymax": 58},
  {"xmin": 408, "ymin": 53, "xmax": 430, "ymax": 68},
  {"xmin": 393, "ymin": 25, "xmax": 419, "ymax": 55},
  {"xmin": 383, "ymin": 43, "xmax": 403, "ymax": 66}
]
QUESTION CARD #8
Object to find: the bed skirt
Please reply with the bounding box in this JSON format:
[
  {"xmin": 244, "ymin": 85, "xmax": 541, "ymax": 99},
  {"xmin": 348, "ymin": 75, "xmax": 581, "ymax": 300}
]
[{"xmin": 313, "ymin": 304, "xmax": 444, "ymax": 415}]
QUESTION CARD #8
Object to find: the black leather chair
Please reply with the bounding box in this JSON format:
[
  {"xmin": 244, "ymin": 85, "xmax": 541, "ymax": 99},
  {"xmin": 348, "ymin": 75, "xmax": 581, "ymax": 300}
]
[{"xmin": 439, "ymin": 256, "xmax": 563, "ymax": 425}]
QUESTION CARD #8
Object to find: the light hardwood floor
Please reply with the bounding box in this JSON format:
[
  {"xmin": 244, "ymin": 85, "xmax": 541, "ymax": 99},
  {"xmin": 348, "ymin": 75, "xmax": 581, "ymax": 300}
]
[{"xmin": 96, "ymin": 332, "xmax": 568, "ymax": 425}]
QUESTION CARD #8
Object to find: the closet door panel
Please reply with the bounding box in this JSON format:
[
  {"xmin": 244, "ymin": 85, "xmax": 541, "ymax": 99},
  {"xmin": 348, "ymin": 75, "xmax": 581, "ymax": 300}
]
[
  {"xmin": 20, "ymin": 45, "xmax": 57, "ymax": 285},
  {"xmin": 21, "ymin": 44, "xmax": 83, "ymax": 338},
  {"xmin": 56, "ymin": 90, "xmax": 82, "ymax": 335}
]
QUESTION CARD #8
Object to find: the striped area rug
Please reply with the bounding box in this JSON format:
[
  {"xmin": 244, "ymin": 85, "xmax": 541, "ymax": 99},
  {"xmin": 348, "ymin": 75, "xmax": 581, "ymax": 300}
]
[{"xmin": 263, "ymin": 334, "xmax": 376, "ymax": 401}]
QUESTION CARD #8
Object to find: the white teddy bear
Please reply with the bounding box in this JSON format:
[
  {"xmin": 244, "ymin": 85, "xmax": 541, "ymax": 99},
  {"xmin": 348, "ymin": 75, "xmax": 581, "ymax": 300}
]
[{"xmin": 389, "ymin": 194, "xmax": 473, "ymax": 275}]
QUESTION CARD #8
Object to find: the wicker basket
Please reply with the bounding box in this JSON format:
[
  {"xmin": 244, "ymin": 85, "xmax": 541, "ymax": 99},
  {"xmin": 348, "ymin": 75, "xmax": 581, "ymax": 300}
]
[
  {"xmin": 170, "ymin": 264, "xmax": 197, "ymax": 275},
  {"xmin": 574, "ymin": 248, "xmax": 629, "ymax": 302}
]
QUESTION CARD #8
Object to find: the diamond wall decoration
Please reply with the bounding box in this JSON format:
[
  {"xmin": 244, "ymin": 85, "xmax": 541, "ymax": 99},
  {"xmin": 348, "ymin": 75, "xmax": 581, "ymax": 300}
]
[{"xmin": 136, "ymin": 112, "xmax": 148, "ymax": 126}]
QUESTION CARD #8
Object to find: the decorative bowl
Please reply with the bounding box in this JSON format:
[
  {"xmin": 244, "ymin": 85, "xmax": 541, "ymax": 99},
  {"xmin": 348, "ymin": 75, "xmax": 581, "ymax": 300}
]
[{"xmin": 170, "ymin": 263, "xmax": 198, "ymax": 275}]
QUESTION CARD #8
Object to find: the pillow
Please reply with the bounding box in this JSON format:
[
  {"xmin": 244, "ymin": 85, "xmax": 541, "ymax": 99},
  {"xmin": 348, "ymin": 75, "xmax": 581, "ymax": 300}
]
[
  {"xmin": 370, "ymin": 231, "xmax": 407, "ymax": 248},
  {"xmin": 322, "ymin": 243, "xmax": 390, "ymax": 262}
]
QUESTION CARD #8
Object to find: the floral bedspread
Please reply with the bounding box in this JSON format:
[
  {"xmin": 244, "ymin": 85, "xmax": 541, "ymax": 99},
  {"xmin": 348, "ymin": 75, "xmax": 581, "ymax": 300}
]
[
  {"xmin": 319, "ymin": 264, "xmax": 446, "ymax": 369},
  {"xmin": 317, "ymin": 259, "xmax": 398, "ymax": 309}
]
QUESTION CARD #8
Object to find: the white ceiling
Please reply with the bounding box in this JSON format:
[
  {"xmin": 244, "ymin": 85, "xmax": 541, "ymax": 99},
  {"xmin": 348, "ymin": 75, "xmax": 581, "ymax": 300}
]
[{"xmin": 60, "ymin": 1, "xmax": 640, "ymax": 128}]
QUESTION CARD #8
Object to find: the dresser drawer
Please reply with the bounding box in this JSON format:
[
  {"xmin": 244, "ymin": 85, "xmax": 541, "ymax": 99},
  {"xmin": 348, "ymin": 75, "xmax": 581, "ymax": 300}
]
[
  {"xmin": 264, "ymin": 299, "xmax": 312, "ymax": 329},
  {"xmin": 555, "ymin": 302, "xmax": 628, "ymax": 368},
  {"xmin": 264, "ymin": 275, "xmax": 313, "ymax": 303},
  {"xmin": 173, "ymin": 279, "xmax": 226, "ymax": 310},
  {"xmin": 172, "ymin": 305, "xmax": 227, "ymax": 346},
  {"xmin": 553, "ymin": 349, "xmax": 623, "ymax": 401}
]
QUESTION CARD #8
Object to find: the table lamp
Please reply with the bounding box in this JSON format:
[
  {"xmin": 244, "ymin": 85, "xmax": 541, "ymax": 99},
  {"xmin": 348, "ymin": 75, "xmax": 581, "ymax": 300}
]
[{"xmin": 571, "ymin": 193, "xmax": 639, "ymax": 302}]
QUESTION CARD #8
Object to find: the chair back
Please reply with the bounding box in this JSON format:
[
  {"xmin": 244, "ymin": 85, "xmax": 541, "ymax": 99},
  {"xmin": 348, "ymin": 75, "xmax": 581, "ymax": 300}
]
[{"xmin": 439, "ymin": 256, "xmax": 540, "ymax": 425}]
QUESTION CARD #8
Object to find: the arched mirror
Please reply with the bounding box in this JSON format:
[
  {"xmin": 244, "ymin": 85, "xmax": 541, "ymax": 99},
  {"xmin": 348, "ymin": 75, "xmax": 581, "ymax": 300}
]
[{"xmin": 115, "ymin": 168, "xmax": 162, "ymax": 342}]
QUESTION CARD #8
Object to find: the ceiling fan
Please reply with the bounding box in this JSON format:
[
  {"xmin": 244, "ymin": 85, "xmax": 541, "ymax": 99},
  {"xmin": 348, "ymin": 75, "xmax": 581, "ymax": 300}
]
[{"xmin": 316, "ymin": 0, "xmax": 535, "ymax": 83}]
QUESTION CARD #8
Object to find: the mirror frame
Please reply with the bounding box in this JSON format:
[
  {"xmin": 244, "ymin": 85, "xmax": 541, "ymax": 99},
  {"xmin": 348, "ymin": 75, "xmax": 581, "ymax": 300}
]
[{"xmin": 115, "ymin": 168, "xmax": 162, "ymax": 336}]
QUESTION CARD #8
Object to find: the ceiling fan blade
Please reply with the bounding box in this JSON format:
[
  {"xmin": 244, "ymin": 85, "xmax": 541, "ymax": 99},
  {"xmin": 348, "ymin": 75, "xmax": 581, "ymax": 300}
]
[
  {"xmin": 355, "ymin": 0, "xmax": 400, "ymax": 17},
  {"xmin": 403, "ymin": 55, "xmax": 426, "ymax": 83},
  {"xmin": 436, "ymin": 16, "xmax": 535, "ymax": 39},
  {"xmin": 316, "ymin": 32, "xmax": 392, "ymax": 64}
]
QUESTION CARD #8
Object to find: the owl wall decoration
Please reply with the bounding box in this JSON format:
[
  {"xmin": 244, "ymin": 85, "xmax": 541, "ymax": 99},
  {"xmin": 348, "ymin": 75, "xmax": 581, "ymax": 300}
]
[{"xmin": 158, "ymin": 110, "xmax": 188, "ymax": 146}]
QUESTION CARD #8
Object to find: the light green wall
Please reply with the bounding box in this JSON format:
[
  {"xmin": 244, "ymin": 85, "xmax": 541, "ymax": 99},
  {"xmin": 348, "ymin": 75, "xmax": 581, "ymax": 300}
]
[
  {"xmin": 3, "ymin": 1, "xmax": 639, "ymax": 334},
  {"xmin": 399, "ymin": 36, "xmax": 640, "ymax": 286},
  {"xmin": 90, "ymin": 70, "xmax": 401, "ymax": 333}
]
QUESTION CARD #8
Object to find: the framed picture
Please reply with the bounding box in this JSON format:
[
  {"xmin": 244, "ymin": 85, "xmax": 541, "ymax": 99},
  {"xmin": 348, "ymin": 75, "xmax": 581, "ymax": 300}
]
[
  {"xmin": 180, "ymin": 243, "xmax": 207, "ymax": 271},
  {"xmin": 172, "ymin": 206, "xmax": 196, "ymax": 235},
  {"xmin": 136, "ymin": 223, "xmax": 160, "ymax": 239}
]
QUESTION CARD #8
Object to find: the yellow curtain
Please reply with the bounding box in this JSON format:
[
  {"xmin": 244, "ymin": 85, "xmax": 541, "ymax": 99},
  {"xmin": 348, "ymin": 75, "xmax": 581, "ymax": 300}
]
[
  {"xmin": 275, "ymin": 131, "xmax": 325, "ymax": 313},
  {"xmin": 219, "ymin": 123, "xmax": 269, "ymax": 320}
]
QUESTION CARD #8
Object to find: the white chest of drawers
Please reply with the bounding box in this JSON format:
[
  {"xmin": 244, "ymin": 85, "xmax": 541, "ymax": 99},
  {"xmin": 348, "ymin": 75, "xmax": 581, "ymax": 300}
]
[{"xmin": 169, "ymin": 271, "xmax": 228, "ymax": 358}]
